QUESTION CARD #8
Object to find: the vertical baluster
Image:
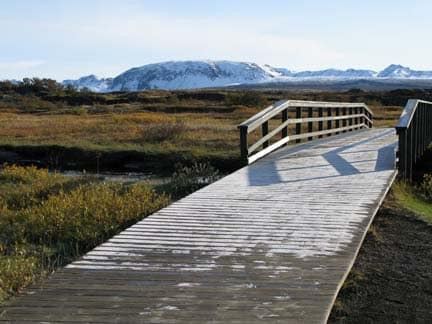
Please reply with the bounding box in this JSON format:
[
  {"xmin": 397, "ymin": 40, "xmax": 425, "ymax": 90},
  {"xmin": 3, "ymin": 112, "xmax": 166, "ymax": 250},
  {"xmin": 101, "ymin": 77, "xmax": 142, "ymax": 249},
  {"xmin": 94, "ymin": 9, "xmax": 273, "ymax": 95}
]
[
  {"xmin": 282, "ymin": 108, "xmax": 288, "ymax": 138},
  {"xmin": 407, "ymin": 126, "xmax": 413, "ymax": 182},
  {"xmin": 327, "ymin": 108, "xmax": 332, "ymax": 136},
  {"xmin": 349, "ymin": 107, "xmax": 353, "ymax": 131},
  {"xmin": 424, "ymin": 104, "xmax": 427, "ymax": 151},
  {"xmin": 418, "ymin": 104, "xmax": 422, "ymax": 156},
  {"xmin": 353, "ymin": 107, "xmax": 358, "ymax": 129},
  {"xmin": 308, "ymin": 107, "xmax": 313, "ymax": 141},
  {"xmin": 362, "ymin": 107, "xmax": 366, "ymax": 128},
  {"xmin": 397, "ymin": 128, "xmax": 407, "ymax": 180},
  {"xmin": 366, "ymin": 109, "xmax": 372, "ymax": 128},
  {"xmin": 412, "ymin": 114, "xmax": 416, "ymax": 164},
  {"xmin": 296, "ymin": 107, "xmax": 302, "ymax": 143},
  {"xmin": 262, "ymin": 121, "xmax": 269, "ymax": 148},
  {"xmin": 335, "ymin": 108, "xmax": 340, "ymax": 134},
  {"xmin": 318, "ymin": 108, "xmax": 323, "ymax": 138},
  {"xmin": 426, "ymin": 104, "xmax": 430, "ymax": 146},
  {"xmin": 342, "ymin": 107, "xmax": 347, "ymax": 132},
  {"xmin": 239, "ymin": 125, "xmax": 248, "ymax": 163},
  {"xmin": 421, "ymin": 104, "xmax": 425, "ymax": 154},
  {"xmin": 416, "ymin": 112, "xmax": 419, "ymax": 162},
  {"xmin": 426, "ymin": 104, "xmax": 428, "ymax": 145}
]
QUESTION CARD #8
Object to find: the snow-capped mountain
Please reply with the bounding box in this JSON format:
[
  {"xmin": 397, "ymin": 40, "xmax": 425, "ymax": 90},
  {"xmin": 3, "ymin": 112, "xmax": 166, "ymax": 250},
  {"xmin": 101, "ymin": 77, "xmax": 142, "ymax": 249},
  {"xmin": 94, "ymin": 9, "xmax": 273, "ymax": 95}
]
[
  {"xmin": 61, "ymin": 61, "xmax": 432, "ymax": 92},
  {"xmin": 63, "ymin": 75, "xmax": 113, "ymax": 92},
  {"xmin": 292, "ymin": 68, "xmax": 377, "ymax": 78},
  {"xmin": 109, "ymin": 61, "xmax": 281, "ymax": 91},
  {"xmin": 377, "ymin": 64, "xmax": 432, "ymax": 78}
]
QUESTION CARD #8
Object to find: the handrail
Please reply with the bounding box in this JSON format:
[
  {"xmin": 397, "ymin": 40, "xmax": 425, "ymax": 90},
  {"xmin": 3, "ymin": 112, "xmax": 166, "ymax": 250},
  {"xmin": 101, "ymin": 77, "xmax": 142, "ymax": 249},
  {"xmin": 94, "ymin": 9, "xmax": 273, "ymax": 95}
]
[
  {"xmin": 238, "ymin": 100, "xmax": 373, "ymax": 164},
  {"xmin": 240, "ymin": 100, "xmax": 374, "ymax": 132},
  {"xmin": 396, "ymin": 99, "xmax": 432, "ymax": 181}
]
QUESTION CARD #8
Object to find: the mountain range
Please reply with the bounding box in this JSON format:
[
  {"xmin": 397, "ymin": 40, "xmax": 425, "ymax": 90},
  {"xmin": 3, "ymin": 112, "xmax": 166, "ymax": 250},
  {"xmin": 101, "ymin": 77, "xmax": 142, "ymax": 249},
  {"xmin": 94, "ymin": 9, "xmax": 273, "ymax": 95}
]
[{"xmin": 62, "ymin": 61, "xmax": 432, "ymax": 92}]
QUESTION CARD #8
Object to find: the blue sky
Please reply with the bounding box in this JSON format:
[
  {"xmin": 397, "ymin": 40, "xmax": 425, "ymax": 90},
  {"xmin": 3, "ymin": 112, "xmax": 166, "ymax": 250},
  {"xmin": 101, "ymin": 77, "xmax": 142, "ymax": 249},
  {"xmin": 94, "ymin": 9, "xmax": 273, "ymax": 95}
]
[{"xmin": 1, "ymin": 0, "xmax": 431, "ymax": 80}]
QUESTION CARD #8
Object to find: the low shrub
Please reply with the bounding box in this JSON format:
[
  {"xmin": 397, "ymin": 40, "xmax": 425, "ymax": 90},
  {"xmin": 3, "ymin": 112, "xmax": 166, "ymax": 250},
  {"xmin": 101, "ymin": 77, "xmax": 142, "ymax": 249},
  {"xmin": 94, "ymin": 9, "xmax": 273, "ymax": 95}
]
[
  {"xmin": 139, "ymin": 120, "xmax": 185, "ymax": 142},
  {"xmin": 0, "ymin": 165, "xmax": 170, "ymax": 302},
  {"xmin": 0, "ymin": 255, "xmax": 38, "ymax": 302},
  {"xmin": 225, "ymin": 91, "xmax": 266, "ymax": 107},
  {"xmin": 165, "ymin": 162, "xmax": 219, "ymax": 198},
  {"xmin": 19, "ymin": 182, "xmax": 169, "ymax": 253}
]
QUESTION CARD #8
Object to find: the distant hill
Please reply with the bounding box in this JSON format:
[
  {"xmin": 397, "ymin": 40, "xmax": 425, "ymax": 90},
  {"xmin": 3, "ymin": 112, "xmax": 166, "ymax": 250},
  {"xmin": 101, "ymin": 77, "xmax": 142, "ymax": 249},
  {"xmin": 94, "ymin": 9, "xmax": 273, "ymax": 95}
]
[
  {"xmin": 61, "ymin": 61, "xmax": 432, "ymax": 92},
  {"xmin": 228, "ymin": 78, "xmax": 432, "ymax": 91}
]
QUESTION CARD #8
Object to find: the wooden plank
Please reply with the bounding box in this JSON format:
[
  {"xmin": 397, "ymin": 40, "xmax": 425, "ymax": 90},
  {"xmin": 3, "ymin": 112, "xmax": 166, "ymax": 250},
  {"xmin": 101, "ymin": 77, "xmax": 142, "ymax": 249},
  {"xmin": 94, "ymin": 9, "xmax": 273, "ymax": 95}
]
[{"xmin": 0, "ymin": 128, "xmax": 397, "ymax": 324}]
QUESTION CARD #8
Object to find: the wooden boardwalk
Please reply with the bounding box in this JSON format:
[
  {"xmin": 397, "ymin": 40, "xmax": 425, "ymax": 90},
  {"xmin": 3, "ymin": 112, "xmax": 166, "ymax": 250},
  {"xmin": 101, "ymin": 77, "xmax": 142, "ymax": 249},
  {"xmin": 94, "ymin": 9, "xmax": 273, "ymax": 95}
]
[{"xmin": 0, "ymin": 128, "xmax": 397, "ymax": 324}]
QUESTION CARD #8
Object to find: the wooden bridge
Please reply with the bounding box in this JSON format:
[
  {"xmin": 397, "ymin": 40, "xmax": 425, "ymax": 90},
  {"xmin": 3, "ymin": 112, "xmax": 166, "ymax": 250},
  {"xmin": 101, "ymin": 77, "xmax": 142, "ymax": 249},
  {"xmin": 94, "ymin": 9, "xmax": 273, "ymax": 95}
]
[{"xmin": 1, "ymin": 99, "xmax": 430, "ymax": 323}]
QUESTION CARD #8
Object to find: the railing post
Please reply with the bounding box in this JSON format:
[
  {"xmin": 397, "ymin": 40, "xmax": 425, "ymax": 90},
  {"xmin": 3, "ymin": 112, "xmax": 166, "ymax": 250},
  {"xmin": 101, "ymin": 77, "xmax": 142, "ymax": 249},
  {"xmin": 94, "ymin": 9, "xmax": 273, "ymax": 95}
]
[
  {"xmin": 327, "ymin": 108, "xmax": 332, "ymax": 136},
  {"xmin": 349, "ymin": 107, "xmax": 353, "ymax": 131},
  {"xmin": 318, "ymin": 108, "xmax": 323, "ymax": 138},
  {"xmin": 414, "ymin": 113, "xmax": 418, "ymax": 163},
  {"xmin": 262, "ymin": 121, "xmax": 269, "ymax": 148},
  {"xmin": 397, "ymin": 127, "xmax": 407, "ymax": 180},
  {"xmin": 427, "ymin": 104, "xmax": 430, "ymax": 149},
  {"xmin": 296, "ymin": 107, "xmax": 302, "ymax": 143},
  {"xmin": 282, "ymin": 108, "xmax": 288, "ymax": 139},
  {"xmin": 335, "ymin": 109, "xmax": 340, "ymax": 134},
  {"xmin": 354, "ymin": 107, "xmax": 359, "ymax": 130},
  {"xmin": 421, "ymin": 103, "xmax": 426, "ymax": 154},
  {"xmin": 342, "ymin": 107, "xmax": 347, "ymax": 132},
  {"xmin": 239, "ymin": 125, "xmax": 248, "ymax": 163},
  {"xmin": 366, "ymin": 109, "xmax": 373, "ymax": 128},
  {"xmin": 407, "ymin": 126, "xmax": 413, "ymax": 182},
  {"xmin": 308, "ymin": 107, "xmax": 313, "ymax": 141}
]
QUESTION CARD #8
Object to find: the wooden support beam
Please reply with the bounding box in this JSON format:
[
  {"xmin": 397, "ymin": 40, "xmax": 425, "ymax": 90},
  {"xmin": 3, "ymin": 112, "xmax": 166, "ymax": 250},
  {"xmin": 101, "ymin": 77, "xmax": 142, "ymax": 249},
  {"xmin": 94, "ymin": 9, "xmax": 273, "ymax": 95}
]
[
  {"xmin": 262, "ymin": 121, "xmax": 269, "ymax": 148},
  {"xmin": 307, "ymin": 107, "xmax": 313, "ymax": 141},
  {"xmin": 335, "ymin": 109, "xmax": 340, "ymax": 134},
  {"xmin": 342, "ymin": 107, "xmax": 347, "ymax": 133},
  {"xmin": 318, "ymin": 108, "xmax": 323, "ymax": 138},
  {"xmin": 296, "ymin": 107, "xmax": 302, "ymax": 143}
]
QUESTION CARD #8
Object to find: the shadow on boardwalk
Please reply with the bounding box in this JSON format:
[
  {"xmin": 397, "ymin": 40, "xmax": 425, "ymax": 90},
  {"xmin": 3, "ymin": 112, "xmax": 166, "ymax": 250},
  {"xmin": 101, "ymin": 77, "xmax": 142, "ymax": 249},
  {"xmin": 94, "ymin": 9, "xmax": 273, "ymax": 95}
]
[{"xmin": 247, "ymin": 129, "xmax": 396, "ymax": 187}]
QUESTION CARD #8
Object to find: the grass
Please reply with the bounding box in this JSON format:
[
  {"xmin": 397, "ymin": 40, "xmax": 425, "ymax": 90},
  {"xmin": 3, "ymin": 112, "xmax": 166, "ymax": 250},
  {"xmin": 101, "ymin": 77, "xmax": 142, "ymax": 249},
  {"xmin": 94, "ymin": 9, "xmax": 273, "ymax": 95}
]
[
  {"xmin": 388, "ymin": 179, "xmax": 432, "ymax": 224},
  {"xmin": 0, "ymin": 165, "xmax": 170, "ymax": 302},
  {"xmin": 0, "ymin": 89, "xmax": 405, "ymax": 173},
  {"xmin": 0, "ymin": 111, "xmax": 241, "ymax": 157}
]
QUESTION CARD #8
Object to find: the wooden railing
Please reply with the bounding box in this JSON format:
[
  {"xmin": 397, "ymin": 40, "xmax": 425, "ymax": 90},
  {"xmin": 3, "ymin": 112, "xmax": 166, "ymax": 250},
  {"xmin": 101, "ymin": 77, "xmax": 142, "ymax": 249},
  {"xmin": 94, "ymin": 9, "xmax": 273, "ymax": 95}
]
[
  {"xmin": 238, "ymin": 100, "xmax": 373, "ymax": 164},
  {"xmin": 396, "ymin": 99, "xmax": 432, "ymax": 182}
]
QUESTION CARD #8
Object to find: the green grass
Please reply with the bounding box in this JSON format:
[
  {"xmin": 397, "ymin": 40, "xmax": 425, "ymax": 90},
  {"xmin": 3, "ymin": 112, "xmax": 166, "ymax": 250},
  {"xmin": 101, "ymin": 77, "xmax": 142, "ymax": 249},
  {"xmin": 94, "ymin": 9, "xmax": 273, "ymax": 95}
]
[
  {"xmin": 0, "ymin": 165, "xmax": 170, "ymax": 302},
  {"xmin": 389, "ymin": 179, "xmax": 432, "ymax": 224}
]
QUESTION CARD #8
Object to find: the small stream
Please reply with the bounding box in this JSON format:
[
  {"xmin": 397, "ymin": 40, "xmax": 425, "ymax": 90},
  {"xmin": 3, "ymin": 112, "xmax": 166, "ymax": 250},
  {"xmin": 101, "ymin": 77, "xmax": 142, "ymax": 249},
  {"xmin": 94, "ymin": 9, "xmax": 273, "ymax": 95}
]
[{"xmin": 59, "ymin": 170, "xmax": 170, "ymax": 184}]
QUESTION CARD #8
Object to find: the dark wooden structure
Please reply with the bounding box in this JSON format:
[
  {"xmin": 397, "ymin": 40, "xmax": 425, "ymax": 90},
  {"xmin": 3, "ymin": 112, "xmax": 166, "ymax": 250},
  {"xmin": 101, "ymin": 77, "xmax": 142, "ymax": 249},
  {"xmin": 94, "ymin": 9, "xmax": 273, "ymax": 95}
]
[
  {"xmin": 396, "ymin": 99, "xmax": 432, "ymax": 182},
  {"xmin": 238, "ymin": 100, "xmax": 373, "ymax": 164}
]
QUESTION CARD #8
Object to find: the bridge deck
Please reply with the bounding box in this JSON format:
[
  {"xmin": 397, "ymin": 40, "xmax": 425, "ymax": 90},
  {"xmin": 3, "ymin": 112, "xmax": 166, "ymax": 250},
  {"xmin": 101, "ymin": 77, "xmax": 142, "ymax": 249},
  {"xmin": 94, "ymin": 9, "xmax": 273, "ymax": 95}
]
[{"xmin": 0, "ymin": 128, "xmax": 397, "ymax": 323}]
